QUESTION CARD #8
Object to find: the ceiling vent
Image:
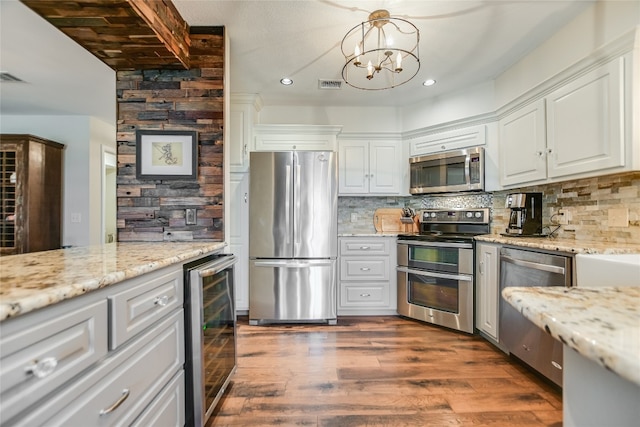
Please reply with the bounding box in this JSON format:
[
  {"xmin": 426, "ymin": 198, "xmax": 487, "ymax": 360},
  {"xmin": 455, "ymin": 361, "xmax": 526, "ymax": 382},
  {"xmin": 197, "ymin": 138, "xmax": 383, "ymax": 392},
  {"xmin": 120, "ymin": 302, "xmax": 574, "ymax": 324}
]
[
  {"xmin": 318, "ymin": 79, "xmax": 342, "ymax": 90},
  {"xmin": 0, "ymin": 72, "xmax": 24, "ymax": 83}
]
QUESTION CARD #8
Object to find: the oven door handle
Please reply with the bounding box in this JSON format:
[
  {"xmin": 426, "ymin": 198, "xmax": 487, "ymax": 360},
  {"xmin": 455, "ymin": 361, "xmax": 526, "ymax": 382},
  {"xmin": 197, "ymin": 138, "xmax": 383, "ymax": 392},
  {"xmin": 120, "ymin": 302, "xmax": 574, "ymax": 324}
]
[
  {"xmin": 397, "ymin": 240, "xmax": 472, "ymax": 249},
  {"xmin": 397, "ymin": 266, "xmax": 472, "ymax": 282}
]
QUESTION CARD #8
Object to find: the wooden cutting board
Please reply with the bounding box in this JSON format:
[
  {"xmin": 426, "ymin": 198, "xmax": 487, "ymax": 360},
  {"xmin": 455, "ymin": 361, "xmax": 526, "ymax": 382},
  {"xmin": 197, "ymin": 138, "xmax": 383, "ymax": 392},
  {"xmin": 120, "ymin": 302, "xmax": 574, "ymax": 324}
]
[
  {"xmin": 373, "ymin": 208, "xmax": 409, "ymax": 232},
  {"xmin": 373, "ymin": 208, "xmax": 419, "ymax": 233}
]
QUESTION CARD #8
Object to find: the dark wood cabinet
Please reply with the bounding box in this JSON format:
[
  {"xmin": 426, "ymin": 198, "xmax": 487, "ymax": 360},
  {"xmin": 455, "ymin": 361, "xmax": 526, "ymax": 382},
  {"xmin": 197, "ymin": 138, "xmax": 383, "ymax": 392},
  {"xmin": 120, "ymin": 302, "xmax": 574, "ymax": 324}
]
[{"xmin": 0, "ymin": 134, "xmax": 64, "ymax": 255}]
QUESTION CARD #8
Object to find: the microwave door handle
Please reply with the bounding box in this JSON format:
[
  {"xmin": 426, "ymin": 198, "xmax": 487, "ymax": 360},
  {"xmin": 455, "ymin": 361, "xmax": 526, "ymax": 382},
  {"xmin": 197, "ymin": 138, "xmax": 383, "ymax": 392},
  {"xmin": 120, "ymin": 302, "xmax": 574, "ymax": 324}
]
[{"xmin": 464, "ymin": 155, "xmax": 471, "ymax": 185}]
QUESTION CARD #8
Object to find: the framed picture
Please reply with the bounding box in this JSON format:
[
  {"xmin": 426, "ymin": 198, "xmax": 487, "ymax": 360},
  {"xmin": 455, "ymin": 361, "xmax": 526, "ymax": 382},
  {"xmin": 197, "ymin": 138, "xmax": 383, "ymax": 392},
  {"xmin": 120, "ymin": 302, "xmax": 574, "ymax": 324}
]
[{"xmin": 136, "ymin": 130, "xmax": 197, "ymax": 180}]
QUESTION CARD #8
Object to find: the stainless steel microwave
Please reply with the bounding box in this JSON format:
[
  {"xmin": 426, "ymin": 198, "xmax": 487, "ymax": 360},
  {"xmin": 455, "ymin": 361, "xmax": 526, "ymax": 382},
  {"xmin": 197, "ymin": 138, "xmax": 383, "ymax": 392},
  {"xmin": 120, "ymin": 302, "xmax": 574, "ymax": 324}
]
[{"xmin": 409, "ymin": 147, "xmax": 485, "ymax": 194}]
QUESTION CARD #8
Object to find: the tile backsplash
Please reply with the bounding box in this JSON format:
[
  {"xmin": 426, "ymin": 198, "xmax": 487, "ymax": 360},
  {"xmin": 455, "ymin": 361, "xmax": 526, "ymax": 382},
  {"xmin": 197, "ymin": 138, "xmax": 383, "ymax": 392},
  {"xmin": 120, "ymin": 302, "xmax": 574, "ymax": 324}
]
[{"xmin": 339, "ymin": 171, "xmax": 639, "ymax": 244}]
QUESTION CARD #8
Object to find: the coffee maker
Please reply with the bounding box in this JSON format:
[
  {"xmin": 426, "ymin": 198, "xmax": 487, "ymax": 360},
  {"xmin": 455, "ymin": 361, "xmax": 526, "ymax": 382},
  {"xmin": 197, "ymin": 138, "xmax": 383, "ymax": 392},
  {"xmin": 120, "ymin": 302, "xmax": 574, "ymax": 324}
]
[{"xmin": 504, "ymin": 192, "xmax": 543, "ymax": 236}]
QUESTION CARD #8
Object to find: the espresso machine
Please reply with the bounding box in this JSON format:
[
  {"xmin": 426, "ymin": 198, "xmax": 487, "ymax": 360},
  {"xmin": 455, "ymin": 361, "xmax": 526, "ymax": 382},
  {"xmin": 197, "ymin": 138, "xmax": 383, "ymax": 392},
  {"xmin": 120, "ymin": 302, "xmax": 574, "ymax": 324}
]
[{"xmin": 504, "ymin": 192, "xmax": 543, "ymax": 236}]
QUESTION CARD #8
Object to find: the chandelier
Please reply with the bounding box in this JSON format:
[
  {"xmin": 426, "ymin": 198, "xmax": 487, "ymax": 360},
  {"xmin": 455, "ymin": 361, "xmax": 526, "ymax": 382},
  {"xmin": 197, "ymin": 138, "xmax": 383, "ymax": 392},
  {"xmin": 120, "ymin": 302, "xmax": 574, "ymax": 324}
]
[{"xmin": 341, "ymin": 9, "xmax": 420, "ymax": 90}]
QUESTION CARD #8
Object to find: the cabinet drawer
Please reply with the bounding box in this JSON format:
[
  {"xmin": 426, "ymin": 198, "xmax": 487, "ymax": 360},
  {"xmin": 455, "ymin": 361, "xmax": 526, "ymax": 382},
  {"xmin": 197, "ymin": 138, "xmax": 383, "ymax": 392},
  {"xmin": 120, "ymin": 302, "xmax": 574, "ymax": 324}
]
[
  {"xmin": 0, "ymin": 300, "xmax": 108, "ymax": 422},
  {"xmin": 131, "ymin": 370, "xmax": 185, "ymax": 427},
  {"xmin": 14, "ymin": 310, "xmax": 185, "ymax": 427},
  {"xmin": 340, "ymin": 284, "xmax": 389, "ymax": 306},
  {"xmin": 340, "ymin": 239, "xmax": 390, "ymax": 255},
  {"xmin": 340, "ymin": 258, "xmax": 388, "ymax": 280},
  {"xmin": 109, "ymin": 267, "xmax": 183, "ymax": 349}
]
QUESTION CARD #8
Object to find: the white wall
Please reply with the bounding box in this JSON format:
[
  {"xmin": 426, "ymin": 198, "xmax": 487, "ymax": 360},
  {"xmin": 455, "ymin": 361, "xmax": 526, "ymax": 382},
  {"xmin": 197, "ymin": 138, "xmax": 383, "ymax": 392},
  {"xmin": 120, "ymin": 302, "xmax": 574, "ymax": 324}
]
[
  {"xmin": 0, "ymin": 116, "xmax": 116, "ymax": 247},
  {"xmin": 258, "ymin": 105, "xmax": 402, "ymax": 133},
  {"xmin": 495, "ymin": 1, "xmax": 640, "ymax": 108},
  {"xmin": 401, "ymin": 81, "xmax": 496, "ymax": 131}
]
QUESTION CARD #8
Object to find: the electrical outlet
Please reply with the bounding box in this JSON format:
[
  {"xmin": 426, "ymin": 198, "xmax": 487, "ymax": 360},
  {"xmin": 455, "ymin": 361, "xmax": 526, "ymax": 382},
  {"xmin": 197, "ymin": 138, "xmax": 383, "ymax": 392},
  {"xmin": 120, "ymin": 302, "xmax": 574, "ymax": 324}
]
[
  {"xmin": 350, "ymin": 213, "xmax": 358, "ymax": 222},
  {"xmin": 186, "ymin": 208, "xmax": 197, "ymax": 225},
  {"xmin": 557, "ymin": 209, "xmax": 569, "ymax": 225}
]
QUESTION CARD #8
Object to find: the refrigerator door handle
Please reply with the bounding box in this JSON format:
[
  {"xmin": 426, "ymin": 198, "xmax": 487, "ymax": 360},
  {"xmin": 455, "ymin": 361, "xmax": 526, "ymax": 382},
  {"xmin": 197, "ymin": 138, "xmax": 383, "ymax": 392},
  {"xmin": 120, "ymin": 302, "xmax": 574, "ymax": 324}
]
[
  {"xmin": 285, "ymin": 163, "xmax": 291, "ymax": 244},
  {"xmin": 254, "ymin": 260, "xmax": 334, "ymax": 268},
  {"xmin": 294, "ymin": 163, "xmax": 301, "ymax": 245}
]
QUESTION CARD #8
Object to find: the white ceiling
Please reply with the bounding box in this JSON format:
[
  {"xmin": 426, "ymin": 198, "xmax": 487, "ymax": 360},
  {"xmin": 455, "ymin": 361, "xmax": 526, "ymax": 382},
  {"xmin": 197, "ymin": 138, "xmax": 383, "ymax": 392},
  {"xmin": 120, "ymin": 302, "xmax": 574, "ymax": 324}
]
[
  {"xmin": 0, "ymin": 0, "xmax": 595, "ymax": 124},
  {"xmin": 173, "ymin": 0, "xmax": 595, "ymax": 107}
]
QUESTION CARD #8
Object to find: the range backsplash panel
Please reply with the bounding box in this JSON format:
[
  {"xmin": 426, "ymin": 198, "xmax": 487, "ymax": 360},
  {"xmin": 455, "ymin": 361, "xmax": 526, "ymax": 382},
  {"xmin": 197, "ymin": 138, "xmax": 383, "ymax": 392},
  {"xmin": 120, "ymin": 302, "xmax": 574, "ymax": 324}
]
[{"xmin": 339, "ymin": 172, "xmax": 639, "ymax": 244}]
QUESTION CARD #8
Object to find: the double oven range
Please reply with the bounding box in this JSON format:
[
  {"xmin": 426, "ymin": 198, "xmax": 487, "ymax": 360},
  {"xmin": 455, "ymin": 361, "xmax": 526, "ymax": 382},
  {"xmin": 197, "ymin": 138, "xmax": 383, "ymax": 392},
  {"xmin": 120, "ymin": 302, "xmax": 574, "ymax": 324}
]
[{"xmin": 397, "ymin": 208, "xmax": 490, "ymax": 334}]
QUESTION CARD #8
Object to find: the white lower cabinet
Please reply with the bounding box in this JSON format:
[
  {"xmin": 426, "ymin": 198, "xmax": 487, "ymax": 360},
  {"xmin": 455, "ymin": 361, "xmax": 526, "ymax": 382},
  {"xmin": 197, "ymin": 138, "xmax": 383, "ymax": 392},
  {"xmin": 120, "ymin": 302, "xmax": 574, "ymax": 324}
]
[
  {"xmin": 338, "ymin": 236, "xmax": 397, "ymax": 315},
  {"xmin": 475, "ymin": 242, "xmax": 500, "ymax": 343},
  {"xmin": 0, "ymin": 264, "xmax": 187, "ymax": 426}
]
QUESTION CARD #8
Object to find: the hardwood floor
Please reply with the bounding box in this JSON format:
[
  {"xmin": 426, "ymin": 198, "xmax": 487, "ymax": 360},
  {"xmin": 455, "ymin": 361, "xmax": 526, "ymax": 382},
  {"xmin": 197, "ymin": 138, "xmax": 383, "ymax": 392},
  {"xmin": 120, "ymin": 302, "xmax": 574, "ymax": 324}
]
[{"xmin": 207, "ymin": 316, "xmax": 562, "ymax": 427}]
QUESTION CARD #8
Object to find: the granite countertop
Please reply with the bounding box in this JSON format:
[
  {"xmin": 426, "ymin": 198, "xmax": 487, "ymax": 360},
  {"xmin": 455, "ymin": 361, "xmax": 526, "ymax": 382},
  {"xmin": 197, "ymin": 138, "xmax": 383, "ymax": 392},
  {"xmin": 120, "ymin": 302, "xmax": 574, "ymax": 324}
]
[
  {"xmin": 502, "ymin": 286, "xmax": 640, "ymax": 386},
  {"xmin": 475, "ymin": 234, "xmax": 640, "ymax": 254},
  {"xmin": 0, "ymin": 241, "xmax": 226, "ymax": 321}
]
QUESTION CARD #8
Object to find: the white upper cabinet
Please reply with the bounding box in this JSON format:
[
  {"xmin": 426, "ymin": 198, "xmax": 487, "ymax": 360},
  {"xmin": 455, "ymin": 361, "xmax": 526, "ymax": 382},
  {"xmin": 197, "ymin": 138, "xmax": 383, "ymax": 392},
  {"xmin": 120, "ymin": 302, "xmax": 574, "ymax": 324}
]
[
  {"xmin": 253, "ymin": 124, "xmax": 341, "ymax": 152},
  {"xmin": 338, "ymin": 139, "xmax": 402, "ymax": 195},
  {"xmin": 546, "ymin": 57, "xmax": 625, "ymax": 179},
  {"xmin": 409, "ymin": 124, "xmax": 487, "ymax": 157},
  {"xmin": 500, "ymin": 99, "xmax": 547, "ymax": 186},
  {"xmin": 499, "ymin": 55, "xmax": 628, "ymax": 187},
  {"xmin": 229, "ymin": 94, "xmax": 261, "ymax": 172}
]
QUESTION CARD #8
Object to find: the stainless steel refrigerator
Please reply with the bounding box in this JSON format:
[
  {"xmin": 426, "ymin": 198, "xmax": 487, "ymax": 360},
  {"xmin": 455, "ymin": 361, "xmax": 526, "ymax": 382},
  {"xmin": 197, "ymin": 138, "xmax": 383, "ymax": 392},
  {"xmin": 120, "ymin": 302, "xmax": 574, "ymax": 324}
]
[{"xmin": 249, "ymin": 151, "xmax": 337, "ymax": 325}]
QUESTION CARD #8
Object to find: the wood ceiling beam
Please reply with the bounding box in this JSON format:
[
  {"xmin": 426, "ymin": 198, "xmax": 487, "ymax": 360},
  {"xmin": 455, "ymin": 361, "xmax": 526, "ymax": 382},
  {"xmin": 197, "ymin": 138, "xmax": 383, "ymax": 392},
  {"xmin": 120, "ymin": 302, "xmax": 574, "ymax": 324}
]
[{"xmin": 21, "ymin": 0, "xmax": 191, "ymax": 70}]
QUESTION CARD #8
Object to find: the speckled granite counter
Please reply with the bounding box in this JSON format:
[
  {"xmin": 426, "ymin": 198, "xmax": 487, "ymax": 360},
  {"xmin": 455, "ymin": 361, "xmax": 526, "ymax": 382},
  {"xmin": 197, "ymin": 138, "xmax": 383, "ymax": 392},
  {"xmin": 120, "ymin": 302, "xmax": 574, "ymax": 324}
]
[
  {"xmin": 475, "ymin": 234, "xmax": 640, "ymax": 254},
  {"xmin": 0, "ymin": 241, "xmax": 226, "ymax": 321},
  {"xmin": 502, "ymin": 286, "xmax": 640, "ymax": 386}
]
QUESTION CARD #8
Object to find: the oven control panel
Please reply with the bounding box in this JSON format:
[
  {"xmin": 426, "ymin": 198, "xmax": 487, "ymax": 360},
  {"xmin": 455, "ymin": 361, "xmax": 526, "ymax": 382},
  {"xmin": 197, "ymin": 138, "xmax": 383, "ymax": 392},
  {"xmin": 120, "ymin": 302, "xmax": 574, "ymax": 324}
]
[{"xmin": 419, "ymin": 208, "xmax": 490, "ymax": 224}]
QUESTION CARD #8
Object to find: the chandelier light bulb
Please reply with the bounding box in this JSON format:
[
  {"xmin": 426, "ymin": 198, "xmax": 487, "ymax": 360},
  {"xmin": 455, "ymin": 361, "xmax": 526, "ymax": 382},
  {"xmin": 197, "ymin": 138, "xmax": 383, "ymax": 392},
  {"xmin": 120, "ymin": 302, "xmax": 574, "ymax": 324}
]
[
  {"xmin": 366, "ymin": 61, "xmax": 374, "ymax": 79},
  {"xmin": 395, "ymin": 52, "xmax": 402, "ymax": 72},
  {"xmin": 354, "ymin": 44, "xmax": 361, "ymax": 65}
]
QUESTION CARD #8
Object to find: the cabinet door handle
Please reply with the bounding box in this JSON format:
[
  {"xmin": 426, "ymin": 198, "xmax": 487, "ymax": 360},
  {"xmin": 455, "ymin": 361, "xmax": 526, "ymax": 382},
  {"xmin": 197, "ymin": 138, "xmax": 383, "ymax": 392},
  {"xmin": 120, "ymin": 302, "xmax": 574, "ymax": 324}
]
[
  {"xmin": 551, "ymin": 361, "xmax": 563, "ymax": 370},
  {"xmin": 99, "ymin": 389, "xmax": 130, "ymax": 416},
  {"xmin": 154, "ymin": 295, "xmax": 169, "ymax": 307},
  {"xmin": 244, "ymin": 192, "xmax": 248, "ymax": 203},
  {"xmin": 24, "ymin": 357, "xmax": 58, "ymax": 378},
  {"xmin": 536, "ymin": 151, "xmax": 544, "ymax": 157},
  {"xmin": 478, "ymin": 261, "xmax": 484, "ymax": 274}
]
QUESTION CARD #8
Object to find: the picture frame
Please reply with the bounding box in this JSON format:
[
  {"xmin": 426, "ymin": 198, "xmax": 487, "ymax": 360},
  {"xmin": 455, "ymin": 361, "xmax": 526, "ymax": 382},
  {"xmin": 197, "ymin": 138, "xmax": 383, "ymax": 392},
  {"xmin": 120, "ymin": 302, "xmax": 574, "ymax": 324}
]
[{"xmin": 136, "ymin": 130, "xmax": 198, "ymax": 180}]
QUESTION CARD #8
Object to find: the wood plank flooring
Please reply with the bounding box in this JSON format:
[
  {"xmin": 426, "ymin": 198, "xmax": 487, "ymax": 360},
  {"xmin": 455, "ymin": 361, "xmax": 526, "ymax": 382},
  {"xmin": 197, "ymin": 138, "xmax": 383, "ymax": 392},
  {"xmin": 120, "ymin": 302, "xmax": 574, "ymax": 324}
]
[{"xmin": 207, "ymin": 316, "xmax": 562, "ymax": 427}]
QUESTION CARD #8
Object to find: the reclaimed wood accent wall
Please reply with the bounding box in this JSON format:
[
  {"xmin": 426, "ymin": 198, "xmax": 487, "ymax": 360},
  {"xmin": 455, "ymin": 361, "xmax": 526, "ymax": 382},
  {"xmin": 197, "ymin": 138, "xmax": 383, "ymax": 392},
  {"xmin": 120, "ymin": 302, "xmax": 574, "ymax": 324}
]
[{"xmin": 116, "ymin": 27, "xmax": 225, "ymax": 242}]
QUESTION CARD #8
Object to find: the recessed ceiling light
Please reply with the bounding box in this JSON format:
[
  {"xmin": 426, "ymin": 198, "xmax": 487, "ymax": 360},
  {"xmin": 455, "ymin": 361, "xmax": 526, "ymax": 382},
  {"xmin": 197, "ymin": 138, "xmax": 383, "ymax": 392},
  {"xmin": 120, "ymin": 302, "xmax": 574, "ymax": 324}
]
[
  {"xmin": 280, "ymin": 78, "xmax": 293, "ymax": 86},
  {"xmin": 423, "ymin": 79, "xmax": 436, "ymax": 86}
]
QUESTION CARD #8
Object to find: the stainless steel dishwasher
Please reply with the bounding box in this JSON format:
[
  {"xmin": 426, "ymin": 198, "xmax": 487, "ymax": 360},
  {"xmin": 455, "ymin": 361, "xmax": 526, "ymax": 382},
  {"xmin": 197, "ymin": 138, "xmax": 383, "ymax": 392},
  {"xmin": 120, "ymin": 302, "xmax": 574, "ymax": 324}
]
[{"xmin": 499, "ymin": 246, "xmax": 572, "ymax": 386}]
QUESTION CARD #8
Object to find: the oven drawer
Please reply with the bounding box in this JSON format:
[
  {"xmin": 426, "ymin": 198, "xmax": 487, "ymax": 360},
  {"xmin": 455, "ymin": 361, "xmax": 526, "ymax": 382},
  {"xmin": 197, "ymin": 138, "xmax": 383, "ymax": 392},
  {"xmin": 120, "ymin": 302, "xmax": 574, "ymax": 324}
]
[
  {"xmin": 340, "ymin": 258, "xmax": 389, "ymax": 281},
  {"xmin": 340, "ymin": 284, "xmax": 389, "ymax": 307}
]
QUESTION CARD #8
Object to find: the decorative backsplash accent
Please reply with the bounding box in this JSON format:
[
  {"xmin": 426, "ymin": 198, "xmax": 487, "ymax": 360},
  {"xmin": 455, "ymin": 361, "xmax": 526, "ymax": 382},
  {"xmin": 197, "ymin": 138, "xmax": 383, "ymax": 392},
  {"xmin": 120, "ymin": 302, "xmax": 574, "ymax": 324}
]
[
  {"xmin": 491, "ymin": 172, "xmax": 640, "ymax": 244},
  {"xmin": 339, "ymin": 172, "xmax": 639, "ymax": 244}
]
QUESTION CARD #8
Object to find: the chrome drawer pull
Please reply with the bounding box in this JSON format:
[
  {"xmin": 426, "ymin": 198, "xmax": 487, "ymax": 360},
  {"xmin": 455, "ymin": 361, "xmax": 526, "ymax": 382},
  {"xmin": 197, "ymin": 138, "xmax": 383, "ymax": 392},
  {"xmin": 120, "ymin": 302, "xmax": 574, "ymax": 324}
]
[
  {"xmin": 154, "ymin": 295, "xmax": 169, "ymax": 307},
  {"xmin": 25, "ymin": 357, "xmax": 58, "ymax": 378},
  {"xmin": 359, "ymin": 246, "xmax": 370, "ymax": 250},
  {"xmin": 360, "ymin": 293, "xmax": 371, "ymax": 297},
  {"xmin": 360, "ymin": 267, "xmax": 370, "ymax": 271},
  {"xmin": 99, "ymin": 389, "xmax": 130, "ymax": 416}
]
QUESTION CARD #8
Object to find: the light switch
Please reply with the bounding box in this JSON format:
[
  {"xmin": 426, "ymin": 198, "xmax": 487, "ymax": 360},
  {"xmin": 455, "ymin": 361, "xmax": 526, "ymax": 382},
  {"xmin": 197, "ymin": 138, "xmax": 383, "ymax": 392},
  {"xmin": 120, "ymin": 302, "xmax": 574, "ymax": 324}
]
[
  {"xmin": 350, "ymin": 213, "xmax": 358, "ymax": 222},
  {"xmin": 186, "ymin": 208, "xmax": 197, "ymax": 225}
]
